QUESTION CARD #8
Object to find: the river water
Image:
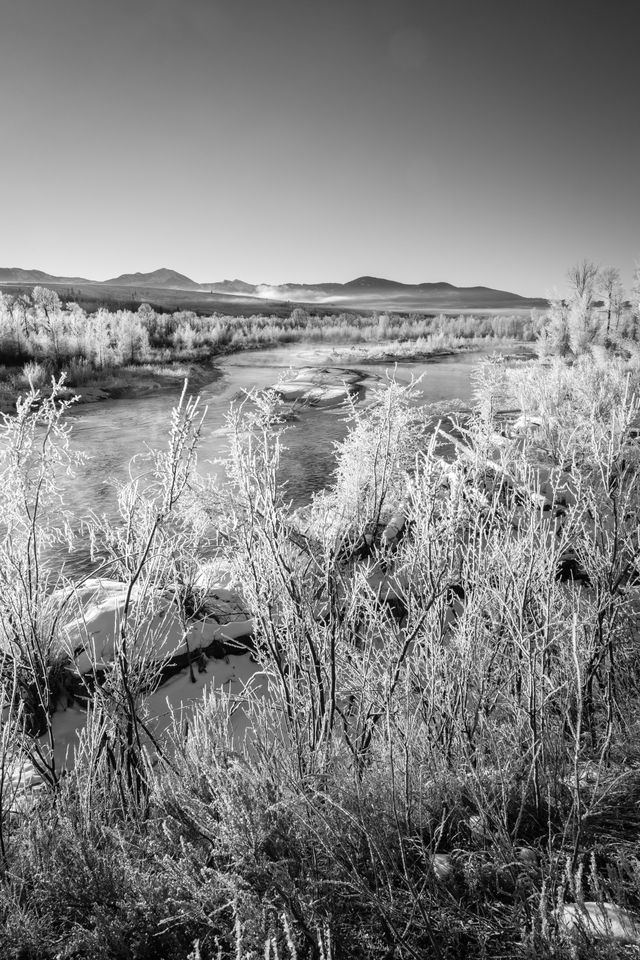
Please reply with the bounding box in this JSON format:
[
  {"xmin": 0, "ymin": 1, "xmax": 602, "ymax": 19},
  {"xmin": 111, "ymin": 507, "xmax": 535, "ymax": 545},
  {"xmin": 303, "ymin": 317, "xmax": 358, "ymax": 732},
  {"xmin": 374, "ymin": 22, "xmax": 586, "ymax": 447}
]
[{"xmin": 57, "ymin": 344, "xmax": 521, "ymax": 575}]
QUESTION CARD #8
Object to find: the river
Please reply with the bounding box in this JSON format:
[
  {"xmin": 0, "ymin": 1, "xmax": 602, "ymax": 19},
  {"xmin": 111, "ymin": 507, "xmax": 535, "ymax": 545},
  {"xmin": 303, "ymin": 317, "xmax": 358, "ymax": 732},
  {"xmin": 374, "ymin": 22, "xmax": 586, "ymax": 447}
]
[{"xmin": 57, "ymin": 343, "xmax": 524, "ymax": 575}]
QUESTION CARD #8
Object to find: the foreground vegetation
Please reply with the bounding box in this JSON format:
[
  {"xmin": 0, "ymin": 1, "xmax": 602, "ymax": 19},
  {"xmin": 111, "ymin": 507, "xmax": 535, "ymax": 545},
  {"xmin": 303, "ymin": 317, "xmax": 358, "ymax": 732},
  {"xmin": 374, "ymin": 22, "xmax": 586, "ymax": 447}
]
[
  {"xmin": 1, "ymin": 261, "xmax": 640, "ymax": 957},
  {"xmin": 2, "ymin": 346, "xmax": 640, "ymax": 956}
]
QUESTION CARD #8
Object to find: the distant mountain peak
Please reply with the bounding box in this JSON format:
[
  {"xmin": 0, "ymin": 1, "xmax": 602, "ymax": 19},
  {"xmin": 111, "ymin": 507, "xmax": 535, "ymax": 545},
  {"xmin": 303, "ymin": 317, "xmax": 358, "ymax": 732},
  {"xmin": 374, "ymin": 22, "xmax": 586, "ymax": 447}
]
[
  {"xmin": 103, "ymin": 268, "xmax": 198, "ymax": 289},
  {"xmin": 344, "ymin": 276, "xmax": 407, "ymax": 290}
]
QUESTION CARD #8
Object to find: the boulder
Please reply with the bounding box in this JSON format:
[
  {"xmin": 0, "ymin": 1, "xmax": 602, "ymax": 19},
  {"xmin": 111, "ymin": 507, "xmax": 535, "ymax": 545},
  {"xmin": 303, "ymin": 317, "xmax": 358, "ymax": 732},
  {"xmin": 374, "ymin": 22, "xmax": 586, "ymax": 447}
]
[
  {"xmin": 61, "ymin": 578, "xmax": 252, "ymax": 674},
  {"xmin": 270, "ymin": 365, "xmax": 369, "ymax": 408},
  {"xmin": 558, "ymin": 902, "xmax": 640, "ymax": 944},
  {"xmin": 430, "ymin": 853, "xmax": 454, "ymax": 882},
  {"xmin": 380, "ymin": 505, "xmax": 407, "ymax": 546}
]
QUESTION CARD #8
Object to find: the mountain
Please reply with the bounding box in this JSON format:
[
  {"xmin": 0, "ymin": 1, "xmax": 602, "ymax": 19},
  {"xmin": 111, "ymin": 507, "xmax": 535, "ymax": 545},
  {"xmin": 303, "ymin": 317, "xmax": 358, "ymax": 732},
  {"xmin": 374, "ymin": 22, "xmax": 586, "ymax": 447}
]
[
  {"xmin": 343, "ymin": 276, "xmax": 408, "ymax": 290},
  {"xmin": 207, "ymin": 276, "xmax": 545, "ymax": 310},
  {"xmin": 202, "ymin": 279, "xmax": 260, "ymax": 295},
  {"xmin": 0, "ymin": 266, "xmax": 547, "ymax": 313},
  {"xmin": 103, "ymin": 268, "xmax": 200, "ymax": 289},
  {"xmin": 0, "ymin": 267, "xmax": 90, "ymax": 284}
]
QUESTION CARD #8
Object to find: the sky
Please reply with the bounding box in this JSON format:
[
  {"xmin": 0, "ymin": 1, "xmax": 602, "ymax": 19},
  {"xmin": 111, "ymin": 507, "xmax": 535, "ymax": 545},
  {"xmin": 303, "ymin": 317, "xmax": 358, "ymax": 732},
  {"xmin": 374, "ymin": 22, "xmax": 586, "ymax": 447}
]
[{"xmin": 0, "ymin": 0, "xmax": 638, "ymax": 297}]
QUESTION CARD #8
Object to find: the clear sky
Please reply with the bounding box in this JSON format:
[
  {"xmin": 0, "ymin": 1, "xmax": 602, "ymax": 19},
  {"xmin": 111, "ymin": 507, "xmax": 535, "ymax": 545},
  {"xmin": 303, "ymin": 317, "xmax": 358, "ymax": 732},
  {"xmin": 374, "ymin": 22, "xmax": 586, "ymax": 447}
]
[{"xmin": 0, "ymin": 0, "xmax": 638, "ymax": 296}]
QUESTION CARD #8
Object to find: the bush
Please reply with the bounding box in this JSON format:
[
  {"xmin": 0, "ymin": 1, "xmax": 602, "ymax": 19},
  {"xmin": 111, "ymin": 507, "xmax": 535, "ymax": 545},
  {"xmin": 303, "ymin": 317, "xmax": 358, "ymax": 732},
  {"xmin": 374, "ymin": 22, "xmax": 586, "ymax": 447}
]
[
  {"xmin": 2, "ymin": 356, "xmax": 640, "ymax": 956},
  {"xmin": 20, "ymin": 359, "xmax": 49, "ymax": 389}
]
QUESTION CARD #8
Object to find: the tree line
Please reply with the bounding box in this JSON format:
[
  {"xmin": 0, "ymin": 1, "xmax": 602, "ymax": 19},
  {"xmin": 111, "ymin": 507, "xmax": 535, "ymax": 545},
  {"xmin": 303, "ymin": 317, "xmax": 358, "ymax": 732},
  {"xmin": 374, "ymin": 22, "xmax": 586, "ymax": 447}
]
[{"xmin": 0, "ymin": 287, "xmax": 543, "ymax": 385}]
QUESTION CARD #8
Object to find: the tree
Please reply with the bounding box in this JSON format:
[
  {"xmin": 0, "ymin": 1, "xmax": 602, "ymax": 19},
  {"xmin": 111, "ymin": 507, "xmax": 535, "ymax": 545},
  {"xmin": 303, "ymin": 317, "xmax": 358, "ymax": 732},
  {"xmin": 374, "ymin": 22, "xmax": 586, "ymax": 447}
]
[
  {"xmin": 561, "ymin": 260, "xmax": 601, "ymax": 355},
  {"xmin": 32, "ymin": 286, "xmax": 63, "ymax": 361},
  {"xmin": 612, "ymin": 281, "xmax": 626, "ymax": 332},
  {"xmin": 567, "ymin": 259, "xmax": 599, "ymax": 303},
  {"xmin": 568, "ymin": 292, "xmax": 599, "ymax": 355},
  {"xmin": 32, "ymin": 286, "xmax": 61, "ymax": 322},
  {"xmin": 86, "ymin": 308, "xmax": 113, "ymax": 367},
  {"xmin": 290, "ymin": 306, "xmax": 309, "ymax": 328},
  {"xmin": 113, "ymin": 310, "xmax": 150, "ymax": 364},
  {"xmin": 598, "ymin": 266, "xmax": 623, "ymax": 338},
  {"xmin": 137, "ymin": 302, "xmax": 155, "ymax": 325},
  {"xmin": 0, "ymin": 294, "xmax": 25, "ymax": 354},
  {"xmin": 537, "ymin": 298, "xmax": 571, "ymax": 357},
  {"xmin": 12, "ymin": 292, "xmax": 34, "ymax": 341},
  {"xmin": 631, "ymin": 260, "xmax": 640, "ymax": 319}
]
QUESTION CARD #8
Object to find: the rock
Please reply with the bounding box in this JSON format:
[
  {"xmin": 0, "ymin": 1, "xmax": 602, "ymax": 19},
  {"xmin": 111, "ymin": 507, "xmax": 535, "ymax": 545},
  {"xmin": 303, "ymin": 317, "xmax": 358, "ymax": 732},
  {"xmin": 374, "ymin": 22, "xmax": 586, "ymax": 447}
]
[
  {"xmin": 512, "ymin": 414, "xmax": 544, "ymax": 434},
  {"xmin": 515, "ymin": 845, "xmax": 538, "ymax": 867},
  {"xmin": 430, "ymin": 853, "xmax": 454, "ymax": 882},
  {"xmin": 380, "ymin": 505, "xmax": 406, "ymax": 546},
  {"xmin": 270, "ymin": 365, "xmax": 368, "ymax": 408},
  {"xmin": 294, "ymin": 366, "xmax": 361, "ymax": 385},
  {"xmin": 305, "ymin": 385, "xmax": 351, "ymax": 405},
  {"xmin": 558, "ymin": 902, "xmax": 640, "ymax": 944},
  {"xmin": 61, "ymin": 577, "xmax": 252, "ymax": 674},
  {"xmin": 275, "ymin": 381, "xmax": 352, "ymax": 406},
  {"xmin": 274, "ymin": 381, "xmax": 317, "ymax": 401},
  {"xmin": 193, "ymin": 559, "xmax": 236, "ymax": 591},
  {"xmin": 467, "ymin": 814, "xmax": 489, "ymax": 840}
]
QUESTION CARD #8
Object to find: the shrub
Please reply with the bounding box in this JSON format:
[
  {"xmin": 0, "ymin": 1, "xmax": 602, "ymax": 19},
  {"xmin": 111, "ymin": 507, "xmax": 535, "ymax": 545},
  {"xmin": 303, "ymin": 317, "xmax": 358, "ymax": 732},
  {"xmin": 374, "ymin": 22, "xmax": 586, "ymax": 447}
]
[
  {"xmin": 2, "ymin": 356, "xmax": 640, "ymax": 956},
  {"xmin": 20, "ymin": 359, "xmax": 48, "ymax": 389}
]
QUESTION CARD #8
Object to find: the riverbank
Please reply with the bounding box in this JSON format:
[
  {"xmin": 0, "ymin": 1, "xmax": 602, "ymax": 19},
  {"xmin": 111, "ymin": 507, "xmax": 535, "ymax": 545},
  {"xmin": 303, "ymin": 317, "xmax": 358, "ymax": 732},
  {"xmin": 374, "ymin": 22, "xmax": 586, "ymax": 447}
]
[
  {"xmin": 0, "ymin": 335, "xmax": 532, "ymax": 413},
  {"xmin": 0, "ymin": 358, "xmax": 223, "ymax": 413},
  {"xmin": 320, "ymin": 336, "xmax": 536, "ymax": 365}
]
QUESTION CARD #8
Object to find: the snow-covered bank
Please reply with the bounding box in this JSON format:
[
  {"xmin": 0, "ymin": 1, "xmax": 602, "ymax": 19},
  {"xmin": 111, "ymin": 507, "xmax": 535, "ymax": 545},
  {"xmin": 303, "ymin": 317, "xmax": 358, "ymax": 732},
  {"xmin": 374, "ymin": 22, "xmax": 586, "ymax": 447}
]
[{"xmin": 11, "ymin": 576, "xmax": 257, "ymax": 789}]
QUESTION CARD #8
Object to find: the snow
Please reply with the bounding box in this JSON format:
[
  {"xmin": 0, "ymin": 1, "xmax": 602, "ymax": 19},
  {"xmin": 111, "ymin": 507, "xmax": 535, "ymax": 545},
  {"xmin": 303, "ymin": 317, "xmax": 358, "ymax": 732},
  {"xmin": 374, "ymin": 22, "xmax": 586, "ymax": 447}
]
[
  {"xmin": 143, "ymin": 650, "xmax": 266, "ymax": 745},
  {"xmin": 61, "ymin": 578, "xmax": 253, "ymax": 674},
  {"xmin": 9, "ymin": 577, "xmax": 258, "ymax": 789},
  {"xmin": 10, "ymin": 650, "xmax": 265, "ymax": 790}
]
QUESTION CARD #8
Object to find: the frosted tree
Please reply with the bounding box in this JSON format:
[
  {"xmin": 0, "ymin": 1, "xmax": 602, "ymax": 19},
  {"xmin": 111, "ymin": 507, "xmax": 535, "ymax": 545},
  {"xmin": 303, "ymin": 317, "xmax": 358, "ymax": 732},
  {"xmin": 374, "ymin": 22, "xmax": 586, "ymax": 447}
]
[
  {"xmin": 173, "ymin": 322, "xmax": 197, "ymax": 352},
  {"xmin": 537, "ymin": 298, "xmax": 571, "ymax": 357},
  {"xmin": 568, "ymin": 292, "xmax": 600, "ymax": 355},
  {"xmin": 62, "ymin": 301, "xmax": 87, "ymax": 358},
  {"xmin": 32, "ymin": 286, "xmax": 64, "ymax": 362},
  {"xmin": 0, "ymin": 294, "xmax": 18, "ymax": 354},
  {"xmin": 84, "ymin": 308, "xmax": 114, "ymax": 367},
  {"xmin": 112, "ymin": 310, "xmax": 151, "ymax": 364},
  {"xmin": 598, "ymin": 266, "xmax": 623, "ymax": 338},
  {"xmin": 566, "ymin": 258, "xmax": 599, "ymax": 302},
  {"xmin": 538, "ymin": 260, "xmax": 603, "ymax": 356},
  {"xmin": 631, "ymin": 260, "xmax": 640, "ymax": 318}
]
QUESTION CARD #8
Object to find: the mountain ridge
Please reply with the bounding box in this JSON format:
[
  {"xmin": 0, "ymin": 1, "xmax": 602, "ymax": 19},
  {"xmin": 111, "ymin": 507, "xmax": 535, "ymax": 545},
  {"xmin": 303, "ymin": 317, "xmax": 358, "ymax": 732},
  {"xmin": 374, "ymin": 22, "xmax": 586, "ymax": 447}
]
[
  {"xmin": 0, "ymin": 266, "xmax": 547, "ymax": 312},
  {"xmin": 0, "ymin": 267, "xmax": 91, "ymax": 285}
]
